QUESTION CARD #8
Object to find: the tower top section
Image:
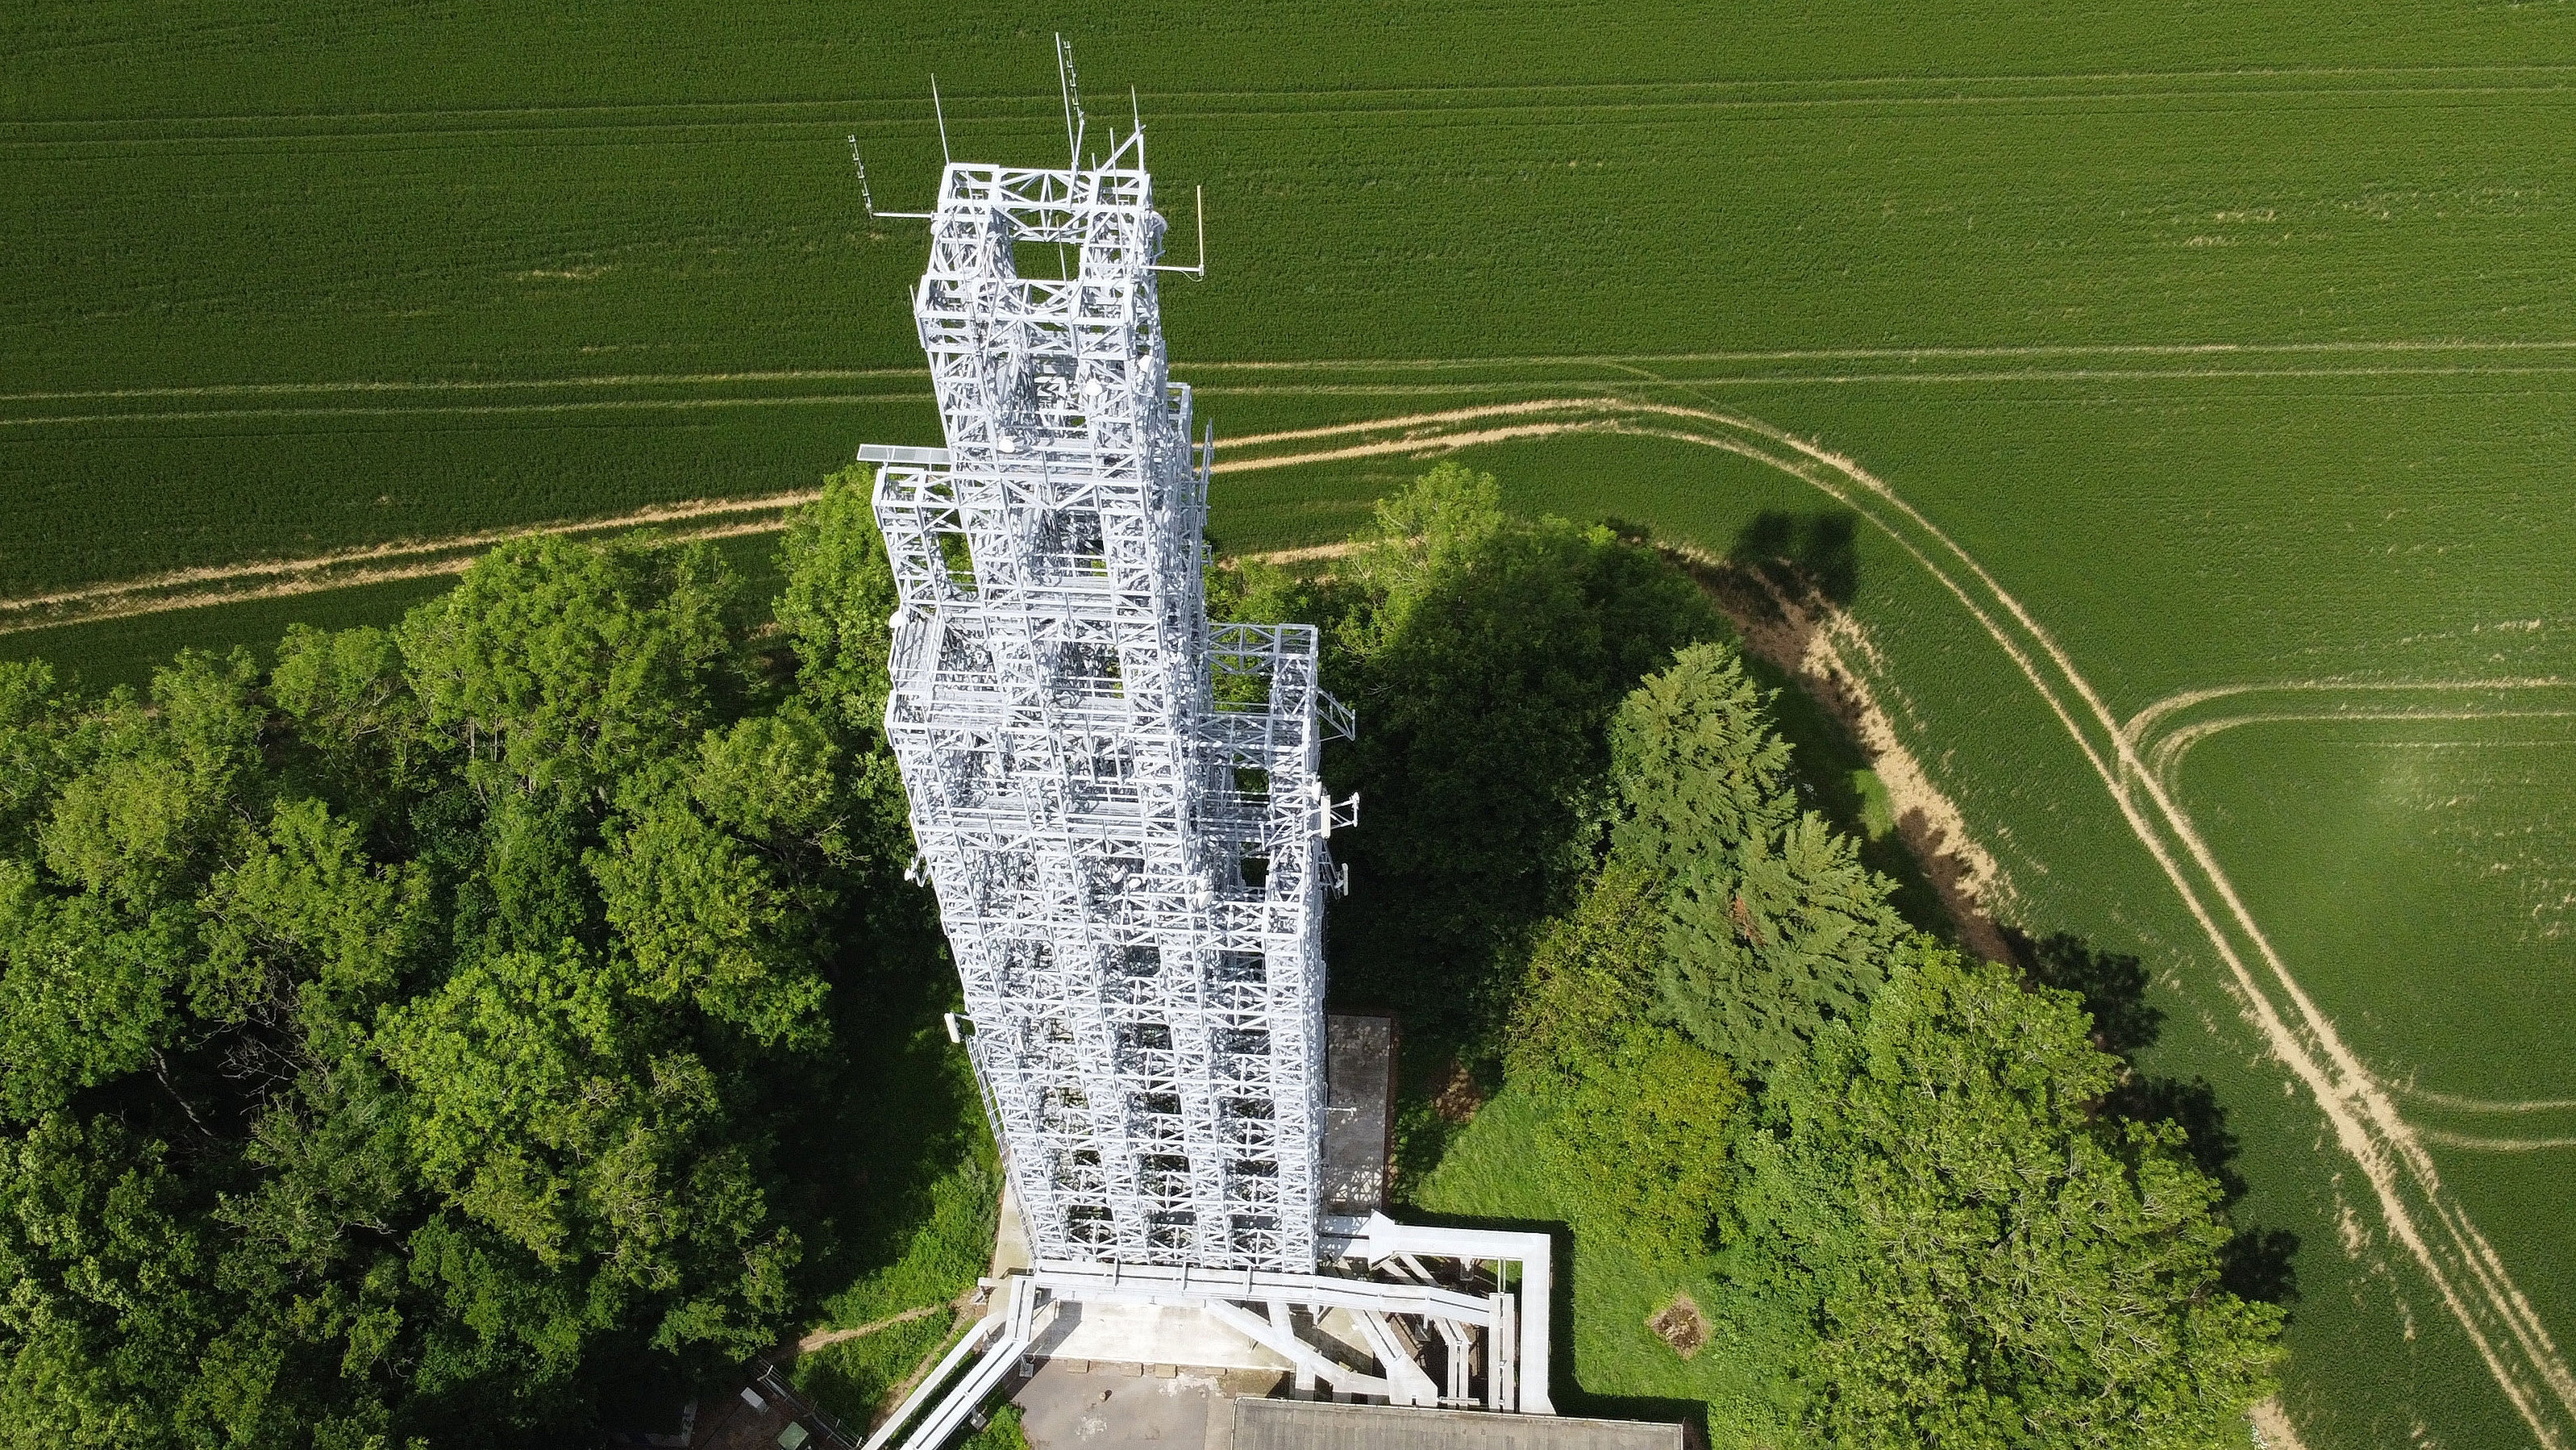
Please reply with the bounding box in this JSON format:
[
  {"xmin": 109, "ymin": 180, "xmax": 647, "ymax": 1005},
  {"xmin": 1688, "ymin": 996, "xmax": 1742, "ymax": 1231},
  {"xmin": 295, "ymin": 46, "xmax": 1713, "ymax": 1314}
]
[{"xmin": 930, "ymin": 152, "xmax": 1156, "ymax": 244}]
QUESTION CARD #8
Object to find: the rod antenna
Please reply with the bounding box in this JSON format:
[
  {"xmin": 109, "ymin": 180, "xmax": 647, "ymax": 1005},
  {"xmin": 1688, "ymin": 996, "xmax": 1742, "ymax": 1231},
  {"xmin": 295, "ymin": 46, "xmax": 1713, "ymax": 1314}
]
[
  {"xmin": 849, "ymin": 135, "xmax": 876, "ymax": 215},
  {"xmin": 1151, "ymin": 185, "xmax": 1207, "ymax": 278},
  {"xmin": 1056, "ymin": 34, "xmax": 1086, "ymax": 171},
  {"xmin": 848, "ymin": 132, "xmax": 935, "ymax": 220},
  {"xmin": 930, "ymin": 75, "xmax": 951, "ymax": 165}
]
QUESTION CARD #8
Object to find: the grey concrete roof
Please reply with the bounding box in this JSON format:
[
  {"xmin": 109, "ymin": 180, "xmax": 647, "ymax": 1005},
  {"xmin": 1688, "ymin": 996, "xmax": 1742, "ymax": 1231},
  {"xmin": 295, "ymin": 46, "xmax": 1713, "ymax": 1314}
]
[
  {"xmin": 1231, "ymin": 1398, "xmax": 1688, "ymax": 1450},
  {"xmin": 1321, "ymin": 1013, "xmax": 1396, "ymax": 1213}
]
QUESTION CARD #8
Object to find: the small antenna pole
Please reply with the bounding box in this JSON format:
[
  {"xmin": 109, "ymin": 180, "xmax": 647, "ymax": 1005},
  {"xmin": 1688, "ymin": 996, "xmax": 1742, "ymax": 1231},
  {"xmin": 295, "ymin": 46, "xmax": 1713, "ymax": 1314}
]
[
  {"xmin": 1056, "ymin": 34, "xmax": 1086, "ymax": 171},
  {"xmin": 930, "ymin": 75, "xmax": 951, "ymax": 165},
  {"xmin": 1132, "ymin": 85, "xmax": 1145, "ymax": 171},
  {"xmin": 1056, "ymin": 35, "xmax": 1076, "ymax": 166},
  {"xmin": 849, "ymin": 135, "xmax": 877, "ymax": 216},
  {"xmin": 847, "ymin": 131, "xmax": 935, "ymax": 221}
]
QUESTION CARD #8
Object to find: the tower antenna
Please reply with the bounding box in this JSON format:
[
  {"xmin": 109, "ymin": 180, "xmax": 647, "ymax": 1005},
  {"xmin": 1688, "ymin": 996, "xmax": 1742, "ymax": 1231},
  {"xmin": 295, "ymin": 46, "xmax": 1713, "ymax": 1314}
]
[
  {"xmin": 930, "ymin": 74, "xmax": 951, "ymax": 165},
  {"xmin": 848, "ymin": 133, "xmax": 934, "ymax": 220},
  {"xmin": 1055, "ymin": 33, "xmax": 1086, "ymax": 170},
  {"xmin": 1151, "ymin": 184, "xmax": 1207, "ymax": 279},
  {"xmin": 848, "ymin": 135, "xmax": 875, "ymax": 215}
]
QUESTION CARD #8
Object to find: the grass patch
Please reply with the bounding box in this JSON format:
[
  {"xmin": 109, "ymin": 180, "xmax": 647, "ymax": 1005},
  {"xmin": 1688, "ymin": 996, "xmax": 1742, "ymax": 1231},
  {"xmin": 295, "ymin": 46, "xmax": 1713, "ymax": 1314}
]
[
  {"xmin": 1408, "ymin": 1084, "xmax": 1793, "ymax": 1440},
  {"xmin": 790, "ymin": 1310, "xmax": 960, "ymax": 1429},
  {"xmin": 820, "ymin": 1152, "xmax": 998, "ymax": 1332}
]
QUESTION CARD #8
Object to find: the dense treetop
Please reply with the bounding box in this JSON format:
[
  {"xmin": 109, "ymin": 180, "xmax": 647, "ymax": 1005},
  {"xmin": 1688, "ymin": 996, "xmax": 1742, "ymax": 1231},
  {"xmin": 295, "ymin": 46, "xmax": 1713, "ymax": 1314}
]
[{"xmin": 0, "ymin": 468, "xmax": 916, "ymax": 1448}]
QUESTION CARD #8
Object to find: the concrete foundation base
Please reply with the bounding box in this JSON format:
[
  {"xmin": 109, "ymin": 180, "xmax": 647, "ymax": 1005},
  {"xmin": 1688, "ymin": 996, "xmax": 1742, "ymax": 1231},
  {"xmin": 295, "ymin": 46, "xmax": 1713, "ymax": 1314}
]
[{"xmin": 1030, "ymin": 1300, "xmax": 1292, "ymax": 1374}]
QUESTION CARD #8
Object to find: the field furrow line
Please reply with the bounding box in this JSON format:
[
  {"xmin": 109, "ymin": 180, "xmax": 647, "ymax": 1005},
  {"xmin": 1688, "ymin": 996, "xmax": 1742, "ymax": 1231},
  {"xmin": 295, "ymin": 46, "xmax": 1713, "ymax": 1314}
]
[
  {"xmin": 23, "ymin": 359, "xmax": 2576, "ymax": 431},
  {"xmin": 11, "ymin": 65, "xmax": 2576, "ymax": 143},
  {"xmin": 0, "ymin": 489, "xmax": 819, "ymax": 635},
  {"xmin": 2399, "ymin": 1088, "xmax": 2576, "ymax": 1115},
  {"xmin": 2423, "ymin": 1131, "xmax": 2576, "ymax": 1152},
  {"xmin": 0, "ymin": 393, "xmax": 929, "ymax": 429},
  {"xmin": 0, "ymin": 369, "xmax": 919, "ymax": 404},
  {"xmin": 10, "ymin": 60, "xmax": 2575, "ymax": 125},
  {"xmin": 15, "ymin": 340, "xmax": 2576, "ymax": 412}
]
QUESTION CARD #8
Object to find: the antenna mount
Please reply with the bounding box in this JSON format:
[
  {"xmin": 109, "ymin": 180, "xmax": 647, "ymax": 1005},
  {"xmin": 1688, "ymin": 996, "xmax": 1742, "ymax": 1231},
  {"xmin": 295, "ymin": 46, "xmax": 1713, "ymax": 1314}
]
[{"xmin": 1151, "ymin": 184, "xmax": 1208, "ymax": 279}]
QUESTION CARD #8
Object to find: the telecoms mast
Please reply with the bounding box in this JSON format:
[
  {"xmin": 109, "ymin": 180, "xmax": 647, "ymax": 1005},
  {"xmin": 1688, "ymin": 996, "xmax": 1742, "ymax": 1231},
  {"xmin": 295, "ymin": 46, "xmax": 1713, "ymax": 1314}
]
[{"xmin": 861, "ymin": 100, "xmax": 1354, "ymax": 1269}]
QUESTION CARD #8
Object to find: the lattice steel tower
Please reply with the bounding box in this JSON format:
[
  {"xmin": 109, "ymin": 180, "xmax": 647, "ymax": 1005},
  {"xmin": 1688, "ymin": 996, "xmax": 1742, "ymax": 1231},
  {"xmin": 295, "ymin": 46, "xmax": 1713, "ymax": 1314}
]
[{"xmin": 865, "ymin": 127, "xmax": 1354, "ymax": 1272}]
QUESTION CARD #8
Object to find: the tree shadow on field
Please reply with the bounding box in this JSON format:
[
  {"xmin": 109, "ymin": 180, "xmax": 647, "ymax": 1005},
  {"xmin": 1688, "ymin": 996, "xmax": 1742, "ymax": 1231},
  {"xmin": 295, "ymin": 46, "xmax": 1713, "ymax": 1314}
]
[
  {"xmin": 1730, "ymin": 508, "xmax": 1861, "ymax": 607},
  {"xmin": 2008, "ymin": 928, "xmax": 2302, "ymax": 1307},
  {"xmin": 2017, "ymin": 930, "xmax": 2164, "ymax": 1057}
]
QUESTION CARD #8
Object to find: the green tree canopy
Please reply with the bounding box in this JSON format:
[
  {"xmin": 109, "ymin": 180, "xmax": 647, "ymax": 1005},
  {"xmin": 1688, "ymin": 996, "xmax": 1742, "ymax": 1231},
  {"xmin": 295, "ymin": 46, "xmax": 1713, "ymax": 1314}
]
[
  {"xmin": 1605, "ymin": 640, "xmax": 1907, "ymax": 1075},
  {"xmin": 1252, "ymin": 461, "xmax": 1721, "ymax": 1025},
  {"xmin": 1509, "ymin": 865, "xmax": 1741, "ymax": 1268},
  {"xmin": 0, "ymin": 480, "xmax": 925, "ymax": 1448},
  {"xmin": 1731, "ymin": 948, "xmax": 2285, "ymax": 1448}
]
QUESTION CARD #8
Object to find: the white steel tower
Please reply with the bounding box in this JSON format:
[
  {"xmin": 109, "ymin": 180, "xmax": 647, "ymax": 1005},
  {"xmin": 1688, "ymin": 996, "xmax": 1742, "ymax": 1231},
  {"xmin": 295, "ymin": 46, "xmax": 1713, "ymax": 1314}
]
[{"xmin": 864, "ymin": 127, "xmax": 1355, "ymax": 1272}]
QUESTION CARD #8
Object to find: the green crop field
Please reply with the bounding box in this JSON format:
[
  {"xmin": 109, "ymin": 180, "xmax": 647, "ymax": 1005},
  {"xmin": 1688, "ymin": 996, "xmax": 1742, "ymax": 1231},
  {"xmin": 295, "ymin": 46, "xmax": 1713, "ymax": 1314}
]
[{"xmin": 10, "ymin": 2, "xmax": 2576, "ymax": 1444}]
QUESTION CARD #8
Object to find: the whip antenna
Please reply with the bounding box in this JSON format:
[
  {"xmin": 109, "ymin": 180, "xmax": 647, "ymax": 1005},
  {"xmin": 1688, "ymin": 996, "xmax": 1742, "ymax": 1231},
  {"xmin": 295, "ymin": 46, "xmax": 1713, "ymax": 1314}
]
[
  {"xmin": 1056, "ymin": 34, "xmax": 1086, "ymax": 170},
  {"xmin": 848, "ymin": 126, "xmax": 935, "ymax": 221},
  {"xmin": 930, "ymin": 75, "xmax": 951, "ymax": 165},
  {"xmin": 848, "ymin": 135, "xmax": 876, "ymax": 215}
]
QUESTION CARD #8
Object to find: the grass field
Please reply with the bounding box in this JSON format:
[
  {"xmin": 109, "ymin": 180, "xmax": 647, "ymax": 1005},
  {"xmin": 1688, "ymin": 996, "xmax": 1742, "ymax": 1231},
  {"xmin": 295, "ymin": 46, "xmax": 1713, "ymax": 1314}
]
[{"xmin": 10, "ymin": 3, "xmax": 2576, "ymax": 1444}]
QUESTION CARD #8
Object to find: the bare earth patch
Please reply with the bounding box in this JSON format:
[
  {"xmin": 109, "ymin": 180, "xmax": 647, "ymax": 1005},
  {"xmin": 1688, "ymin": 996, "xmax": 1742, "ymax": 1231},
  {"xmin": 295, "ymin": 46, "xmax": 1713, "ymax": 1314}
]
[
  {"xmin": 1430, "ymin": 1060, "xmax": 1485, "ymax": 1124},
  {"xmin": 1671, "ymin": 548, "xmax": 2016, "ymax": 965},
  {"xmin": 1647, "ymin": 1293, "xmax": 1708, "ymax": 1359}
]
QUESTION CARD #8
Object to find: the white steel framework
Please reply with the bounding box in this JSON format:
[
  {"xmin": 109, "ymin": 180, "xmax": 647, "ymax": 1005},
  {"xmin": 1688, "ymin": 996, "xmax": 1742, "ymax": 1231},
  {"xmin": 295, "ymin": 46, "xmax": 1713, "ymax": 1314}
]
[{"xmin": 866, "ymin": 129, "xmax": 1355, "ymax": 1272}]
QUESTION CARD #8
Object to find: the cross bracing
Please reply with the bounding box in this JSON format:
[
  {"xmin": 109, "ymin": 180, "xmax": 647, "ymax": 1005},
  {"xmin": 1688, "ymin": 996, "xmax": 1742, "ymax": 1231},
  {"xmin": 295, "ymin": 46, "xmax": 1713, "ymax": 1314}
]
[{"xmin": 868, "ymin": 135, "xmax": 1354, "ymax": 1271}]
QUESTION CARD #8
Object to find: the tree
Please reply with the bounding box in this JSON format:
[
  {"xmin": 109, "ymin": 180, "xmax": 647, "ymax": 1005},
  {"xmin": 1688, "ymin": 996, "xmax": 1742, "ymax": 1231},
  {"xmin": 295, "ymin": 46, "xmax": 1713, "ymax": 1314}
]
[
  {"xmin": 1300, "ymin": 462, "xmax": 1720, "ymax": 1023},
  {"xmin": 1607, "ymin": 642, "xmax": 1795, "ymax": 884},
  {"xmin": 269, "ymin": 623, "xmax": 437, "ymax": 827},
  {"xmin": 1728, "ymin": 948, "xmax": 2285, "ymax": 1449},
  {"xmin": 0, "ymin": 1112, "xmax": 214, "ymax": 1448},
  {"xmin": 0, "ymin": 510, "xmax": 914, "ymax": 1447},
  {"xmin": 0, "ymin": 662, "xmax": 78, "ymax": 860},
  {"xmin": 1606, "ymin": 641, "xmax": 1906, "ymax": 1074},
  {"xmin": 589, "ymin": 784, "xmax": 828, "ymax": 1048},
  {"xmin": 775, "ymin": 466, "xmax": 899, "ymax": 731},
  {"xmin": 194, "ymin": 797, "xmax": 432, "ymax": 1060},
  {"xmin": 1508, "ymin": 867, "xmax": 1742, "ymax": 1268},
  {"xmin": 399, "ymin": 535, "xmax": 735, "ymax": 802}
]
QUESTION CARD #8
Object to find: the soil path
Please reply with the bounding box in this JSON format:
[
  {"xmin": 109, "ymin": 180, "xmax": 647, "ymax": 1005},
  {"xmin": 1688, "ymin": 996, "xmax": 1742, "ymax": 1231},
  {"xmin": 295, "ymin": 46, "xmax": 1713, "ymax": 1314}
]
[
  {"xmin": 0, "ymin": 490, "xmax": 820, "ymax": 635},
  {"xmin": 792, "ymin": 1302, "xmax": 950, "ymax": 1356}
]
